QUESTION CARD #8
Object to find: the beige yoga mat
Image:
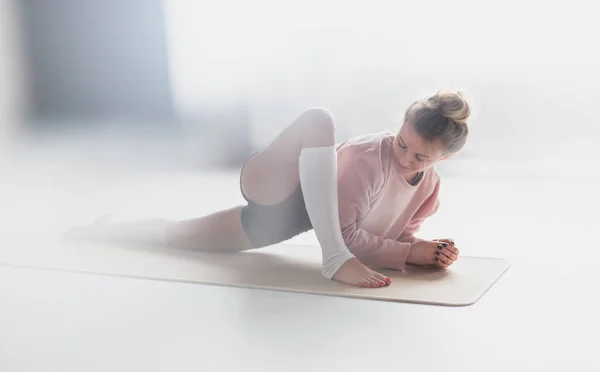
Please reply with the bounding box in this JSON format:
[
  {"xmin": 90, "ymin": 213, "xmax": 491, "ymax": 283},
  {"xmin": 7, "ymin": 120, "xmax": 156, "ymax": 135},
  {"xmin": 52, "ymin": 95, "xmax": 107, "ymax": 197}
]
[{"xmin": 0, "ymin": 239, "xmax": 510, "ymax": 306}]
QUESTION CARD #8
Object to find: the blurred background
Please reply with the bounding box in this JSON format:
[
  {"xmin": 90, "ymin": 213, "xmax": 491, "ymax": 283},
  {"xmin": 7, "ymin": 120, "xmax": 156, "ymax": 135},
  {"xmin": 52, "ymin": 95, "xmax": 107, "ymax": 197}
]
[
  {"xmin": 1, "ymin": 0, "xmax": 599, "ymax": 242},
  {"xmin": 2, "ymin": 4, "xmax": 600, "ymax": 370},
  {"xmin": 1, "ymin": 0, "xmax": 598, "ymax": 177}
]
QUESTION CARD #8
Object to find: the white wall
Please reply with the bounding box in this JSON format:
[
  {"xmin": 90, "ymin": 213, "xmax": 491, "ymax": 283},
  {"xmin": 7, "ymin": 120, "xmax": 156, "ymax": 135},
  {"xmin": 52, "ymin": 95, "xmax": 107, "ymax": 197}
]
[
  {"xmin": 164, "ymin": 0, "xmax": 599, "ymax": 158},
  {"xmin": 0, "ymin": 0, "xmax": 27, "ymax": 142}
]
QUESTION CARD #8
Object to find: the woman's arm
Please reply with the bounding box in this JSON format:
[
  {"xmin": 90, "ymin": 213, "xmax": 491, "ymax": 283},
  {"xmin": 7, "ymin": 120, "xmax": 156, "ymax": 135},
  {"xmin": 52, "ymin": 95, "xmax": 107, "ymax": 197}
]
[
  {"xmin": 396, "ymin": 189, "xmax": 440, "ymax": 245},
  {"xmin": 336, "ymin": 144, "xmax": 412, "ymax": 270}
]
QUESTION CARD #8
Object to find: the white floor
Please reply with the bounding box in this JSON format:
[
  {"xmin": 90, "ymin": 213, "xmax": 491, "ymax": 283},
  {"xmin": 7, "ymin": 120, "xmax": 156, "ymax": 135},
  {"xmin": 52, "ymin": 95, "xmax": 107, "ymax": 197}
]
[{"xmin": 0, "ymin": 140, "xmax": 599, "ymax": 371}]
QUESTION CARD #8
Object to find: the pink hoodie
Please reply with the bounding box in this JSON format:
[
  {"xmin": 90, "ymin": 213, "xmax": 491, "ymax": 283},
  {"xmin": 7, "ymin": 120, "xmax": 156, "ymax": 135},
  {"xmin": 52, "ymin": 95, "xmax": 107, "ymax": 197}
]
[{"xmin": 336, "ymin": 131, "xmax": 441, "ymax": 270}]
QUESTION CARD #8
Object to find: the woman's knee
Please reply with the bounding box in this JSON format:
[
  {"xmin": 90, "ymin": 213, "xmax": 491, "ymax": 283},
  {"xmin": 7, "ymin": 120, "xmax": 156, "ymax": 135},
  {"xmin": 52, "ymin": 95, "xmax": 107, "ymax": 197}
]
[{"xmin": 295, "ymin": 107, "xmax": 336, "ymax": 146}]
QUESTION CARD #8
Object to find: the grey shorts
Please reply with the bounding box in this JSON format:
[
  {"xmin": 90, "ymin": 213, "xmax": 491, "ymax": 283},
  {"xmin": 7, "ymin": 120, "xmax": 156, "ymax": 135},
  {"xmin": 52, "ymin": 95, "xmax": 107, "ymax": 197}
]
[{"xmin": 239, "ymin": 153, "xmax": 313, "ymax": 248}]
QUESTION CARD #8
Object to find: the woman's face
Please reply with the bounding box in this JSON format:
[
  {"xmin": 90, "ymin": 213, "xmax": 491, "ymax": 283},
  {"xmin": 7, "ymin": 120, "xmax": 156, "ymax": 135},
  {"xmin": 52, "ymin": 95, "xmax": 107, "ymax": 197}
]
[{"xmin": 392, "ymin": 122, "xmax": 452, "ymax": 174}]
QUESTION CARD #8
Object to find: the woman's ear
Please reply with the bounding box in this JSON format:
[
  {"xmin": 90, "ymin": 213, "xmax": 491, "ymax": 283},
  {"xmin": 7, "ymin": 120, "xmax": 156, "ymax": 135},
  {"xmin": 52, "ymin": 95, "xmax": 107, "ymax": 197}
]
[{"xmin": 440, "ymin": 153, "xmax": 454, "ymax": 161}]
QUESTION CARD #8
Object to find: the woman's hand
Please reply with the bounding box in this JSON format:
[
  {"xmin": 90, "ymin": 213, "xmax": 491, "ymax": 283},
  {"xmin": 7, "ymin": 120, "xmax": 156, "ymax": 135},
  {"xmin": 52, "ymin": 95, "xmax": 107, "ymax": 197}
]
[
  {"xmin": 432, "ymin": 238, "xmax": 459, "ymax": 268},
  {"xmin": 406, "ymin": 239, "xmax": 459, "ymax": 269}
]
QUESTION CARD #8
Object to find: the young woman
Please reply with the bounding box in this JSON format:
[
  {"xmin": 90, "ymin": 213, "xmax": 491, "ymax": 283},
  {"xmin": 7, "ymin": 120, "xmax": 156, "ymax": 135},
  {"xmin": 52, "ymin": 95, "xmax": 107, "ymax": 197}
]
[{"xmin": 64, "ymin": 90, "xmax": 469, "ymax": 289}]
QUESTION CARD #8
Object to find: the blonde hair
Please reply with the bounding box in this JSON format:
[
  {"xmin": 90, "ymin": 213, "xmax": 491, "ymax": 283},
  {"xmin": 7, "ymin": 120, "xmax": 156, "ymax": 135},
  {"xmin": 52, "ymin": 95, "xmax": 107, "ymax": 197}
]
[{"xmin": 404, "ymin": 90, "xmax": 471, "ymax": 154}]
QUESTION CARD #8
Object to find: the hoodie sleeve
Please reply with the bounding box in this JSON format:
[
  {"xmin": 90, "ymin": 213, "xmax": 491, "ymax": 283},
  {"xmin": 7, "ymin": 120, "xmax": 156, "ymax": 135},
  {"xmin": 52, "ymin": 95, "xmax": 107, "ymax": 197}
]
[
  {"xmin": 336, "ymin": 142, "xmax": 412, "ymax": 270},
  {"xmin": 396, "ymin": 178, "xmax": 441, "ymax": 245}
]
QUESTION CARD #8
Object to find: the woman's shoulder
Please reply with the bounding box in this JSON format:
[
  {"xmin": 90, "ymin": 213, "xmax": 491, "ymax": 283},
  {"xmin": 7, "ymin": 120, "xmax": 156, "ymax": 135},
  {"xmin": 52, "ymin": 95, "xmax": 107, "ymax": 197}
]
[
  {"xmin": 336, "ymin": 130, "xmax": 395, "ymax": 154},
  {"xmin": 337, "ymin": 131, "xmax": 395, "ymax": 170},
  {"xmin": 336, "ymin": 131, "xmax": 395, "ymax": 188}
]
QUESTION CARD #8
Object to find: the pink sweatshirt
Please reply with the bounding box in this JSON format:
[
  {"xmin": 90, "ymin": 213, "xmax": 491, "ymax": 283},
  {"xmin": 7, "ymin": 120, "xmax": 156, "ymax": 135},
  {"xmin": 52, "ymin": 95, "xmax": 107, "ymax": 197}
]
[{"xmin": 336, "ymin": 131, "xmax": 441, "ymax": 270}]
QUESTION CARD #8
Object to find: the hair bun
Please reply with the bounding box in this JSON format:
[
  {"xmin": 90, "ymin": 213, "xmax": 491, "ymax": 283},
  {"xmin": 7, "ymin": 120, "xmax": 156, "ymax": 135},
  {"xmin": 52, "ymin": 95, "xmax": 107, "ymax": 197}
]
[
  {"xmin": 432, "ymin": 90, "xmax": 470, "ymax": 125},
  {"xmin": 404, "ymin": 89, "xmax": 471, "ymax": 153}
]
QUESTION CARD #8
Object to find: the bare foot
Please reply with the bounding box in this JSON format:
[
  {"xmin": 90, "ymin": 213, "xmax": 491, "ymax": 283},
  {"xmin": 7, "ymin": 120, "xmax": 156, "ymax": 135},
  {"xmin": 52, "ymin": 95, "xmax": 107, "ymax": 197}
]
[
  {"xmin": 331, "ymin": 258, "xmax": 391, "ymax": 288},
  {"xmin": 61, "ymin": 215, "xmax": 112, "ymax": 241}
]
